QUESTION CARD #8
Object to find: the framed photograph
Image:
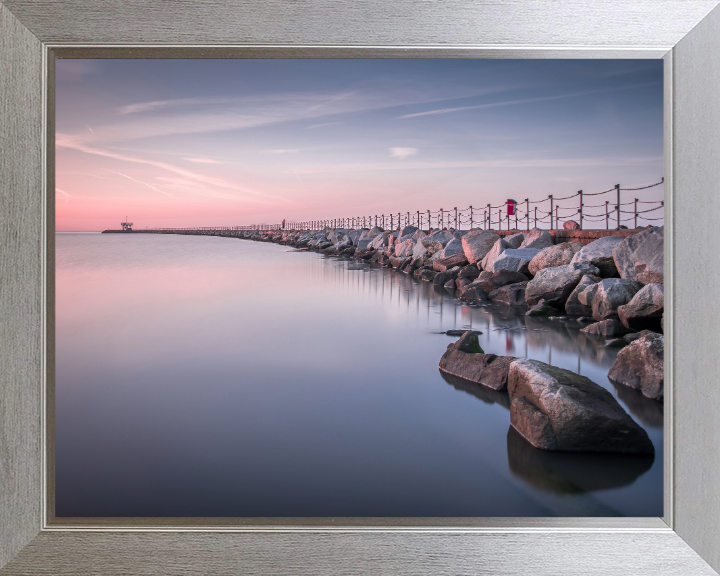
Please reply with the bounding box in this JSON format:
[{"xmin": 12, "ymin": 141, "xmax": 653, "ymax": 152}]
[{"xmin": 1, "ymin": 1, "xmax": 719, "ymax": 574}]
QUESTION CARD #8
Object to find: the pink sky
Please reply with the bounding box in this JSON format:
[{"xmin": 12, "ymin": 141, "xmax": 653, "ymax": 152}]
[{"xmin": 55, "ymin": 59, "xmax": 664, "ymax": 231}]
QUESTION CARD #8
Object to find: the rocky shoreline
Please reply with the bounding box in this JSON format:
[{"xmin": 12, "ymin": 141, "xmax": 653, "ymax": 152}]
[{"xmin": 239, "ymin": 224, "xmax": 664, "ymax": 455}]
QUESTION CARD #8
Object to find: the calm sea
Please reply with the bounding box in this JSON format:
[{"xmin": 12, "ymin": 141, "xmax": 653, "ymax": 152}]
[{"xmin": 55, "ymin": 232, "xmax": 663, "ymax": 517}]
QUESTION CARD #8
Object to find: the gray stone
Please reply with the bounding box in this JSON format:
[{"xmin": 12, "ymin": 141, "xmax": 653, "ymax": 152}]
[
  {"xmin": 488, "ymin": 281, "xmax": 528, "ymax": 306},
  {"xmin": 433, "ymin": 266, "xmax": 461, "ymax": 287},
  {"xmin": 505, "ymin": 232, "xmax": 525, "ymax": 248},
  {"xmin": 563, "ymin": 220, "xmax": 580, "ymax": 230},
  {"xmin": 591, "ymin": 278, "xmax": 644, "ymax": 321},
  {"xmin": 528, "ymin": 242, "xmax": 583, "ymax": 276},
  {"xmin": 618, "ymin": 283, "xmax": 664, "ymax": 331},
  {"xmin": 394, "ymin": 238, "xmax": 415, "ymax": 257},
  {"xmin": 634, "ymin": 226, "xmax": 664, "ymax": 284},
  {"xmin": 458, "ymin": 265, "xmax": 481, "ymax": 280},
  {"xmin": 360, "ymin": 226, "xmax": 384, "ymax": 239},
  {"xmin": 369, "ymin": 233, "xmax": 389, "ymax": 250},
  {"xmin": 565, "ymin": 274, "xmax": 602, "ymax": 316},
  {"xmin": 520, "ymin": 227, "xmax": 554, "ymax": 250},
  {"xmin": 347, "ymin": 229, "xmax": 365, "ymax": 244},
  {"xmin": 437, "ymin": 237, "xmax": 465, "ymax": 260},
  {"xmin": 580, "ymin": 319, "xmax": 630, "ymax": 337},
  {"xmin": 356, "ymin": 237, "xmax": 374, "ymax": 251},
  {"xmin": 399, "ymin": 225, "xmax": 418, "ymax": 238},
  {"xmin": 481, "ymin": 270, "xmax": 529, "ymax": 294},
  {"xmin": 611, "ymin": 227, "xmax": 657, "ymax": 281},
  {"xmin": 508, "ymin": 359, "xmax": 654, "ymax": 454},
  {"xmin": 443, "ymin": 278, "xmax": 457, "ymax": 291},
  {"xmin": 525, "ymin": 262, "xmax": 600, "ymax": 308},
  {"xmin": 461, "ymin": 230, "xmax": 501, "ymax": 264},
  {"xmin": 526, "ymin": 299, "xmax": 559, "ymax": 316},
  {"xmin": 571, "ymin": 235, "xmax": 625, "ymax": 277},
  {"xmin": 480, "ymin": 238, "xmax": 510, "ymax": 272},
  {"xmin": 439, "ymin": 332, "xmax": 516, "ymax": 391},
  {"xmin": 608, "ymin": 332, "xmax": 664, "ymax": 400},
  {"xmin": 491, "ymin": 248, "xmax": 540, "ymax": 276},
  {"xmin": 458, "ymin": 279, "xmax": 488, "ymax": 301},
  {"xmin": 421, "ymin": 229, "xmax": 454, "ymax": 255}
]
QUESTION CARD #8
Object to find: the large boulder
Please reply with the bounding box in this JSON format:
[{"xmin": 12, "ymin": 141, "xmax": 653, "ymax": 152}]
[
  {"xmin": 436, "ymin": 237, "xmax": 465, "ymax": 260},
  {"xmin": 618, "ymin": 283, "xmax": 664, "ymax": 331},
  {"xmin": 394, "ymin": 238, "xmax": 416, "ymax": 257},
  {"xmin": 611, "ymin": 227, "xmax": 657, "ymax": 280},
  {"xmin": 347, "ymin": 229, "xmax": 365, "ymax": 244},
  {"xmin": 505, "ymin": 232, "xmax": 525, "ymax": 248},
  {"xmin": 461, "ymin": 230, "xmax": 500, "ymax": 264},
  {"xmin": 528, "ymin": 242, "xmax": 583, "ymax": 276},
  {"xmin": 369, "ymin": 233, "xmax": 389, "ymax": 250},
  {"xmin": 433, "ymin": 251, "xmax": 469, "ymax": 272},
  {"xmin": 439, "ymin": 331, "xmax": 517, "ymax": 390},
  {"xmin": 491, "ymin": 248, "xmax": 540, "ymax": 276},
  {"xmin": 580, "ymin": 318, "xmax": 630, "ymax": 337},
  {"xmin": 520, "ymin": 227, "xmax": 553, "ymax": 250},
  {"xmin": 608, "ymin": 331, "xmax": 664, "ymax": 400},
  {"xmin": 508, "ymin": 359, "xmax": 654, "ymax": 454},
  {"xmin": 359, "ymin": 226, "xmax": 384, "ymax": 240},
  {"xmin": 412, "ymin": 239, "xmax": 428, "ymax": 259},
  {"xmin": 570, "ymin": 235, "xmax": 625, "ymax": 277},
  {"xmin": 488, "ymin": 281, "xmax": 528, "ymax": 306},
  {"xmin": 481, "ymin": 270, "xmax": 529, "ymax": 294},
  {"xmin": 458, "ymin": 279, "xmax": 488, "ymax": 301},
  {"xmin": 356, "ymin": 237, "xmax": 374, "ymax": 251},
  {"xmin": 433, "ymin": 266, "xmax": 461, "ymax": 287},
  {"xmin": 327, "ymin": 228, "xmax": 349, "ymax": 244},
  {"xmin": 634, "ymin": 226, "xmax": 664, "ymax": 284},
  {"xmin": 525, "ymin": 261, "xmax": 600, "ymax": 308},
  {"xmin": 590, "ymin": 278, "xmax": 643, "ymax": 321},
  {"xmin": 458, "ymin": 265, "xmax": 481, "ymax": 280},
  {"xmin": 563, "ymin": 220, "xmax": 580, "ymax": 230},
  {"xmin": 398, "ymin": 225, "xmax": 418, "ymax": 238},
  {"xmin": 421, "ymin": 229, "xmax": 454, "ymax": 255},
  {"xmin": 481, "ymin": 238, "xmax": 510, "ymax": 272},
  {"xmin": 565, "ymin": 274, "xmax": 601, "ymax": 316}
]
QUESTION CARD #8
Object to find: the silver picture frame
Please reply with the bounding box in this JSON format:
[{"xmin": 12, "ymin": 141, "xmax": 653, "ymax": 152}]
[{"xmin": 1, "ymin": 1, "xmax": 719, "ymax": 573}]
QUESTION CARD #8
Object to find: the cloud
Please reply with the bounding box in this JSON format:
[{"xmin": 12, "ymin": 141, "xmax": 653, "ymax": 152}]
[
  {"xmin": 306, "ymin": 122, "xmax": 342, "ymax": 129},
  {"xmin": 183, "ymin": 157, "xmax": 224, "ymax": 164},
  {"xmin": 56, "ymin": 188, "xmax": 72, "ymax": 202},
  {"xmin": 397, "ymin": 82, "xmax": 662, "ymax": 119},
  {"xmin": 117, "ymin": 97, "xmax": 237, "ymax": 115},
  {"xmin": 105, "ymin": 169, "xmax": 177, "ymax": 199},
  {"xmin": 390, "ymin": 147, "xmax": 418, "ymax": 160}
]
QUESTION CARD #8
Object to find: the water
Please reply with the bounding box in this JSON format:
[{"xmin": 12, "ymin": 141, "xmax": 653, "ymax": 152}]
[{"xmin": 55, "ymin": 232, "xmax": 663, "ymax": 517}]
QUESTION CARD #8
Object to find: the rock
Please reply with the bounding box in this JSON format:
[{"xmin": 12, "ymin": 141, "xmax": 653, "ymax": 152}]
[
  {"xmin": 461, "ymin": 230, "xmax": 500, "ymax": 264},
  {"xmin": 481, "ymin": 270, "xmax": 529, "ymax": 294},
  {"xmin": 611, "ymin": 227, "xmax": 657, "ymax": 281},
  {"xmin": 528, "ymin": 242, "xmax": 582, "ymax": 276},
  {"xmin": 327, "ymin": 228, "xmax": 349, "ymax": 244},
  {"xmin": 399, "ymin": 225, "xmax": 418, "ymax": 238},
  {"xmin": 421, "ymin": 229, "xmax": 454, "ymax": 255},
  {"xmin": 455, "ymin": 277, "xmax": 472, "ymax": 291},
  {"xmin": 520, "ymin": 227, "xmax": 554, "ymax": 250},
  {"xmin": 347, "ymin": 229, "xmax": 365, "ymax": 244},
  {"xmin": 565, "ymin": 274, "xmax": 601, "ymax": 316},
  {"xmin": 443, "ymin": 278, "xmax": 457, "ymax": 290},
  {"xmin": 388, "ymin": 255, "xmax": 411, "ymax": 269},
  {"xmin": 433, "ymin": 251, "xmax": 469, "ymax": 271},
  {"xmin": 634, "ymin": 226, "xmax": 664, "ymax": 284},
  {"xmin": 394, "ymin": 238, "xmax": 416, "ymax": 257},
  {"xmin": 526, "ymin": 299, "xmax": 559, "ymax": 316},
  {"xmin": 508, "ymin": 359, "xmax": 654, "ymax": 454},
  {"xmin": 606, "ymin": 338, "xmax": 628, "ymax": 348},
  {"xmin": 458, "ymin": 279, "xmax": 488, "ymax": 301},
  {"xmin": 458, "ymin": 265, "xmax": 480, "ymax": 280},
  {"xmin": 415, "ymin": 269, "xmax": 435, "ymax": 282},
  {"xmin": 480, "ymin": 238, "xmax": 510, "ymax": 272},
  {"xmin": 439, "ymin": 332, "xmax": 517, "ymax": 390},
  {"xmin": 571, "ymin": 236, "xmax": 625, "ymax": 277},
  {"xmin": 369, "ymin": 233, "xmax": 389, "ymax": 250},
  {"xmin": 488, "ymin": 281, "xmax": 528, "ymax": 306},
  {"xmin": 525, "ymin": 262, "xmax": 600, "ymax": 308},
  {"xmin": 436, "ymin": 237, "xmax": 465, "ymax": 260},
  {"xmin": 624, "ymin": 330, "xmax": 654, "ymax": 343},
  {"xmin": 563, "ymin": 220, "xmax": 580, "ymax": 230},
  {"xmin": 356, "ymin": 237, "xmax": 375, "ymax": 251},
  {"xmin": 580, "ymin": 319, "xmax": 630, "ymax": 337},
  {"xmin": 505, "ymin": 232, "xmax": 525, "ymax": 248},
  {"xmin": 446, "ymin": 329, "xmax": 483, "ymax": 336},
  {"xmin": 412, "ymin": 239, "xmax": 428, "ymax": 259},
  {"xmin": 617, "ymin": 284, "xmax": 664, "ymax": 331},
  {"xmin": 491, "ymin": 248, "xmax": 540, "ymax": 276},
  {"xmin": 360, "ymin": 226, "xmax": 384, "ymax": 239},
  {"xmin": 608, "ymin": 332, "xmax": 664, "ymax": 400},
  {"xmin": 433, "ymin": 266, "xmax": 461, "ymax": 287},
  {"xmin": 590, "ymin": 278, "xmax": 643, "ymax": 321}
]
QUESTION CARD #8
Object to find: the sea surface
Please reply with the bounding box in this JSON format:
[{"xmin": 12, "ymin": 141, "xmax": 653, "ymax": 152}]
[{"xmin": 55, "ymin": 232, "xmax": 663, "ymax": 517}]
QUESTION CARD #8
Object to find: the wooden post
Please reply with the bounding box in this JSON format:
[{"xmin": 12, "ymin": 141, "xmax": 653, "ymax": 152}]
[
  {"xmin": 469, "ymin": 206, "xmax": 473, "ymax": 229},
  {"xmin": 605, "ymin": 201, "xmax": 609, "ymax": 229},
  {"xmin": 525, "ymin": 199, "xmax": 529, "ymax": 230},
  {"xmin": 615, "ymin": 183, "xmax": 621, "ymax": 230},
  {"xmin": 549, "ymin": 195, "xmax": 554, "ymax": 230},
  {"xmin": 635, "ymin": 198, "xmax": 638, "ymax": 229},
  {"xmin": 534, "ymin": 206, "xmax": 537, "ymax": 228},
  {"xmin": 454, "ymin": 207, "xmax": 458, "ymax": 230},
  {"xmin": 579, "ymin": 190, "xmax": 583, "ymax": 230},
  {"xmin": 555, "ymin": 206, "xmax": 558, "ymax": 230}
]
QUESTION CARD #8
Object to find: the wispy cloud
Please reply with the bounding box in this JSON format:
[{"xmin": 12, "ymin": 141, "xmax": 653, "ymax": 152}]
[
  {"xmin": 56, "ymin": 188, "xmax": 72, "ymax": 202},
  {"xmin": 307, "ymin": 121, "xmax": 342, "ymax": 129},
  {"xmin": 86, "ymin": 125, "xmax": 94, "ymax": 134},
  {"xmin": 390, "ymin": 147, "xmax": 418, "ymax": 160},
  {"xmin": 398, "ymin": 82, "xmax": 661, "ymax": 119},
  {"xmin": 105, "ymin": 169, "xmax": 178, "ymax": 199},
  {"xmin": 117, "ymin": 97, "xmax": 237, "ymax": 115},
  {"xmin": 183, "ymin": 157, "xmax": 224, "ymax": 164}
]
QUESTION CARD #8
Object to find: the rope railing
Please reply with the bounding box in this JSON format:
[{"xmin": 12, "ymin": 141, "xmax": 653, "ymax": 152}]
[{"xmin": 138, "ymin": 178, "xmax": 663, "ymax": 234}]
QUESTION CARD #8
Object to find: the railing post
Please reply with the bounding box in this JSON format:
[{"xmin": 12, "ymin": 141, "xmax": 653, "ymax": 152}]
[
  {"xmin": 615, "ymin": 183, "xmax": 621, "ymax": 230},
  {"xmin": 555, "ymin": 206, "xmax": 558, "ymax": 230},
  {"xmin": 634, "ymin": 198, "xmax": 638, "ymax": 229},
  {"xmin": 454, "ymin": 207, "xmax": 458, "ymax": 230},
  {"xmin": 549, "ymin": 195, "xmax": 553, "ymax": 230},
  {"xmin": 605, "ymin": 201, "xmax": 609, "ymax": 229},
  {"xmin": 534, "ymin": 206, "xmax": 537, "ymax": 228},
  {"xmin": 525, "ymin": 199, "xmax": 529, "ymax": 230},
  {"xmin": 579, "ymin": 190, "xmax": 583, "ymax": 230},
  {"xmin": 427, "ymin": 210, "xmax": 431, "ymax": 230},
  {"xmin": 499, "ymin": 209, "xmax": 502, "ymax": 231},
  {"xmin": 398, "ymin": 212, "xmax": 401, "ymax": 230},
  {"xmin": 439, "ymin": 208, "xmax": 443, "ymax": 229},
  {"xmin": 390, "ymin": 214, "xmax": 393, "ymax": 229},
  {"xmin": 469, "ymin": 205, "xmax": 473, "ymax": 229}
]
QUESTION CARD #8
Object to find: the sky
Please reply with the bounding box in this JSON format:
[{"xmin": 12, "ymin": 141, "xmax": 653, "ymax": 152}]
[{"xmin": 55, "ymin": 59, "xmax": 664, "ymax": 231}]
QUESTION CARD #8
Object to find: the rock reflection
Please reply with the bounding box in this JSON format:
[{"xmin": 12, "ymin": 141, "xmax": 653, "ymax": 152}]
[
  {"xmin": 440, "ymin": 371, "xmax": 511, "ymax": 410},
  {"xmin": 609, "ymin": 380, "xmax": 664, "ymax": 429},
  {"xmin": 506, "ymin": 426, "xmax": 654, "ymax": 494}
]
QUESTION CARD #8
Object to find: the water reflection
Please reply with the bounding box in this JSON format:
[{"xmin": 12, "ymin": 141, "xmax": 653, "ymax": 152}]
[
  {"xmin": 507, "ymin": 427, "xmax": 655, "ymax": 494},
  {"xmin": 609, "ymin": 380, "xmax": 664, "ymax": 429},
  {"xmin": 439, "ymin": 371, "xmax": 511, "ymax": 410}
]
